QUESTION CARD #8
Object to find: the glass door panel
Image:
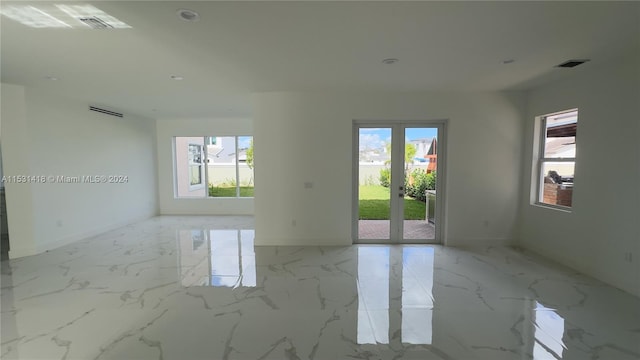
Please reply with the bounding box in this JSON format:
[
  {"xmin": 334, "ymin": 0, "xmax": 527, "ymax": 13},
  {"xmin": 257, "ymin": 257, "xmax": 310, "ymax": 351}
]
[
  {"xmin": 357, "ymin": 128, "xmax": 392, "ymax": 240},
  {"xmin": 402, "ymin": 127, "xmax": 437, "ymax": 241},
  {"xmin": 355, "ymin": 122, "xmax": 443, "ymax": 244}
]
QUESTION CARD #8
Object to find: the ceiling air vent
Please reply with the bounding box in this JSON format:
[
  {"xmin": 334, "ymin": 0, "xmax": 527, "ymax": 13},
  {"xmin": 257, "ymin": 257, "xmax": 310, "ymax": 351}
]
[
  {"xmin": 79, "ymin": 17, "xmax": 113, "ymax": 29},
  {"xmin": 556, "ymin": 59, "xmax": 590, "ymax": 68},
  {"xmin": 89, "ymin": 106, "xmax": 123, "ymax": 118}
]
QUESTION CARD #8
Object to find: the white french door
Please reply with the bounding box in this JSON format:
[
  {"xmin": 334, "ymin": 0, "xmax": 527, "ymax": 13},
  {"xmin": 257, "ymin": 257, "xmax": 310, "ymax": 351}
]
[{"xmin": 353, "ymin": 121, "xmax": 446, "ymax": 244}]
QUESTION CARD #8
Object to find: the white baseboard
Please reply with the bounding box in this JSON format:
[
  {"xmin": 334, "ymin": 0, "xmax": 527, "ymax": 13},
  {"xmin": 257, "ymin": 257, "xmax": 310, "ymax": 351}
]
[
  {"xmin": 254, "ymin": 237, "xmax": 350, "ymax": 247},
  {"xmin": 444, "ymin": 237, "xmax": 514, "ymax": 247}
]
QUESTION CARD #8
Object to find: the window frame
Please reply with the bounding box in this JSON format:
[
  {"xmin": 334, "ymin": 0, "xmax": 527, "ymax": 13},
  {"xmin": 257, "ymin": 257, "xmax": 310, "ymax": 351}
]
[
  {"xmin": 207, "ymin": 136, "xmax": 219, "ymax": 146},
  {"xmin": 174, "ymin": 135, "xmax": 253, "ymax": 199},
  {"xmin": 534, "ymin": 109, "xmax": 577, "ymax": 211},
  {"xmin": 188, "ymin": 143, "xmax": 205, "ymax": 190}
]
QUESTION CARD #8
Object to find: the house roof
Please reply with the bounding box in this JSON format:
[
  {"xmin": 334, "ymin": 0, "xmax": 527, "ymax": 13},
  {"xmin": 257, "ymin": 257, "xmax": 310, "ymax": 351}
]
[
  {"xmin": 545, "ymin": 137, "xmax": 576, "ymax": 158},
  {"xmin": 426, "ymin": 138, "xmax": 437, "ymax": 156},
  {"xmin": 547, "ymin": 123, "xmax": 577, "ymax": 138}
]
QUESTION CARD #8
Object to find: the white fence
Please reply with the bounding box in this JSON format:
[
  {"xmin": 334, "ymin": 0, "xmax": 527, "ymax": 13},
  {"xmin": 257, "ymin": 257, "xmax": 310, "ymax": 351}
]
[
  {"xmin": 358, "ymin": 163, "xmax": 425, "ymax": 185},
  {"xmin": 208, "ymin": 164, "xmax": 254, "ymax": 186},
  {"xmin": 206, "ymin": 163, "xmax": 424, "ymax": 187}
]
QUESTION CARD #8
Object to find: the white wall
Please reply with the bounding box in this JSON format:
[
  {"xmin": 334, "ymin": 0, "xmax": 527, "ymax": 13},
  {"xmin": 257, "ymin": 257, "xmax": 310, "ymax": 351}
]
[
  {"xmin": 1, "ymin": 84, "xmax": 37, "ymax": 256},
  {"xmin": 0, "ymin": 84, "xmax": 159, "ymax": 258},
  {"xmin": 518, "ymin": 51, "xmax": 640, "ymax": 297},
  {"xmin": 253, "ymin": 91, "xmax": 525, "ymax": 246},
  {"xmin": 0, "ymin": 141, "xmax": 4, "ymax": 188},
  {"xmin": 156, "ymin": 117, "xmax": 254, "ymax": 215}
]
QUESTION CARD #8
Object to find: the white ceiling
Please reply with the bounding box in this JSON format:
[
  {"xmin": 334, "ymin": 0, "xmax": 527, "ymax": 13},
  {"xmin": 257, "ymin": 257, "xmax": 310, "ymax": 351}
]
[{"xmin": 1, "ymin": 1, "xmax": 639, "ymax": 119}]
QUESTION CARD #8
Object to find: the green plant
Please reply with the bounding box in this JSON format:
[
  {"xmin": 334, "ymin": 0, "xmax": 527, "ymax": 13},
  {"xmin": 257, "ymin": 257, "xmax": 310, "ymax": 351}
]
[
  {"xmin": 380, "ymin": 167, "xmax": 435, "ymax": 200},
  {"xmin": 405, "ymin": 169, "xmax": 436, "ymax": 202},
  {"xmin": 209, "ymin": 184, "xmax": 255, "ymax": 197},
  {"xmin": 218, "ymin": 178, "xmax": 237, "ymax": 187},
  {"xmin": 379, "ymin": 168, "xmax": 391, "ymax": 188},
  {"xmin": 425, "ymin": 171, "xmax": 436, "ymax": 191},
  {"xmin": 246, "ymin": 138, "xmax": 254, "ymax": 169},
  {"xmin": 406, "ymin": 169, "xmax": 425, "ymax": 201},
  {"xmin": 385, "ymin": 142, "xmax": 417, "ymax": 166}
]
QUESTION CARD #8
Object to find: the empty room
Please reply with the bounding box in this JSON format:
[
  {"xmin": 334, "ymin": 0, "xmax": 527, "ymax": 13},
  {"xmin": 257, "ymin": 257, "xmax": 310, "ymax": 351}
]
[{"xmin": 1, "ymin": 1, "xmax": 638, "ymax": 359}]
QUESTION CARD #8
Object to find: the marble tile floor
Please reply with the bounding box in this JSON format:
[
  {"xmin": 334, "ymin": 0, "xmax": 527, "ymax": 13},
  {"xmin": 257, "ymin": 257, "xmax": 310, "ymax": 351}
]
[{"xmin": 1, "ymin": 216, "xmax": 639, "ymax": 360}]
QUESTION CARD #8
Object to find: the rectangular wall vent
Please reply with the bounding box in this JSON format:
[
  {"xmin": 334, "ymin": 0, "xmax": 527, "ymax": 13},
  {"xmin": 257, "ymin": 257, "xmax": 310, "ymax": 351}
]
[
  {"xmin": 89, "ymin": 106, "xmax": 123, "ymax": 117},
  {"xmin": 79, "ymin": 17, "xmax": 114, "ymax": 29},
  {"xmin": 556, "ymin": 59, "xmax": 590, "ymax": 68}
]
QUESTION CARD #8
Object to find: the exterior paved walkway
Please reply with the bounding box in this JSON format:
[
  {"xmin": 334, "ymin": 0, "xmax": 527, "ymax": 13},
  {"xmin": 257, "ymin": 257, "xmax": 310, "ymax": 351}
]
[{"xmin": 358, "ymin": 220, "xmax": 435, "ymax": 240}]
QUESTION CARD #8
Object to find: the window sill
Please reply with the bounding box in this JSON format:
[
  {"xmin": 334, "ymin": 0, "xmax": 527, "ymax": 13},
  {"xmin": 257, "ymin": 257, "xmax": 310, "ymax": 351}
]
[{"xmin": 532, "ymin": 202, "xmax": 572, "ymax": 213}]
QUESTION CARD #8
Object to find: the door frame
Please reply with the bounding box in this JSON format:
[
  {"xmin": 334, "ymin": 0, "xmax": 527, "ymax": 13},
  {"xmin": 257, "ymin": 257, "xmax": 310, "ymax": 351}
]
[{"xmin": 352, "ymin": 119, "xmax": 447, "ymax": 244}]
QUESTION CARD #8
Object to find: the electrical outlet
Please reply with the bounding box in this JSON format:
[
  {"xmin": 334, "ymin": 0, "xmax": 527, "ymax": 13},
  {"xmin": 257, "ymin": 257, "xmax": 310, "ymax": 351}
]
[{"xmin": 624, "ymin": 252, "xmax": 633, "ymax": 263}]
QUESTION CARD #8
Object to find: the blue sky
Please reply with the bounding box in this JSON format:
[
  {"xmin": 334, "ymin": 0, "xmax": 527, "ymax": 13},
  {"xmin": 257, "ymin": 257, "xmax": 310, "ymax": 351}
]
[
  {"xmin": 359, "ymin": 127, "xmax": 437, "ymax": 140},
  {"xmin": 359, "ymin": 127, "xmax": 438, "ymax": 151},
  {"xmin": 237, "ymin": 136, "xmax": 252, "ymax": 149},
  {"xmin": 406, "ymin": 127, "xmax": 437, "ymax": 140}
]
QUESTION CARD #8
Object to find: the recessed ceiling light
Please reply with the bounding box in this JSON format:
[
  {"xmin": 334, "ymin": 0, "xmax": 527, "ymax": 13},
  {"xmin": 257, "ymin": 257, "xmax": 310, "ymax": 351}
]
[
  {"xmin": 170, "ymin": 75, "xmax": 184, "ymax": 80},
  {"xmin": 45, "ymin": 76, "xmax": 59, "ymax": 81},
  {"xmin": 177, "ymin": 9, "xmax": 199, "ymax": 22},
  {"xmin": 382, "ymin": 58, "xmax": 399, "ymax": 65}
]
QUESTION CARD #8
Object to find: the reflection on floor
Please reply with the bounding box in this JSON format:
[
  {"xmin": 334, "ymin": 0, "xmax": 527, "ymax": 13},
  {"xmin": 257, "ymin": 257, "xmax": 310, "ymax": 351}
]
[
  {"xmin": 357, "ymin": 247, "xmax": 435, "ymax": 345},
  {"xmin": 178, "ymin": 229, "xmax": 256, "ymax": 287},
  {"xmin": 1, "ymin": 216, "xmax": 639, "ymax": 360}
]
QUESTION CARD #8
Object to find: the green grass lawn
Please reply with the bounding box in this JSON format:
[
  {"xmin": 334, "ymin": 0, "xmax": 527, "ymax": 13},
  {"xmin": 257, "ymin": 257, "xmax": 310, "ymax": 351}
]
[
  {"xmin": 209, "ymin": 186, "xmax": 254, "ymax": 197},
  {"xmin": 359, "ymin": 185, "xmax": 426, "ymax": 220}
]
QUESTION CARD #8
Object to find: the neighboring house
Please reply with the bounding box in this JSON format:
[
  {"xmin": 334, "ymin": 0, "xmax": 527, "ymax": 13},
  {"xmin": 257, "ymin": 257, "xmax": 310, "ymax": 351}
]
[
  {"xmin": 206, "ymin": 136, "xmax": 249, "ymax": 164},
  {"xmin": 409, "ymin": 138, "xmax": 432, "ymax": 163},
  {"xmin": 359, "ymin": 149, "xmax": 388, "ymax": 164},
  {"xmin": 175, "ymin": 136, "xmax": 254, "ymax": 193},
  {"xmin": 424, "ymin": 138, "xmax": 437, "ymax": 174},
  {"xmin": 543, "ymin": 117, "xmax": 577, "ymax": 181},
  {"xmin": 359, "ymin": 137, "xmax": 436, "ymax": 167},
  {"xmin": 175, "ymin": 136, "xmax": 206, "ymax": 198},
  {"xmin": 541, "ymin": 119, "xmax": 577, "ymax": 207}
]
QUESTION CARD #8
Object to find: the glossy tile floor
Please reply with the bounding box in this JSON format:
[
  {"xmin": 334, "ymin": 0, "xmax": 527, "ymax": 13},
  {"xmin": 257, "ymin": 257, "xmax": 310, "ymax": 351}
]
[{"xmin": 1, "ymin": 216, "xmax": 639, "ymax": 360}]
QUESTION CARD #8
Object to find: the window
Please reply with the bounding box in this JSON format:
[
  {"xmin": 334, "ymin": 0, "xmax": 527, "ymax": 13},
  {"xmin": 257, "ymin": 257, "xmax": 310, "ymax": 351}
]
[
  {"xmin": 188, "ymin": 144, "xmax": 204, "ymax": 187},
  {"xmin": 535, "ymin": 110, "xmax": 577, "ymax": 208},
  {"xmin": 206, "ymin": 137, "xmax": 218, "ymax": 146},
  {"xmin": 174, "ymin": 136, "xmax": 254, "ymax": 198}
]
